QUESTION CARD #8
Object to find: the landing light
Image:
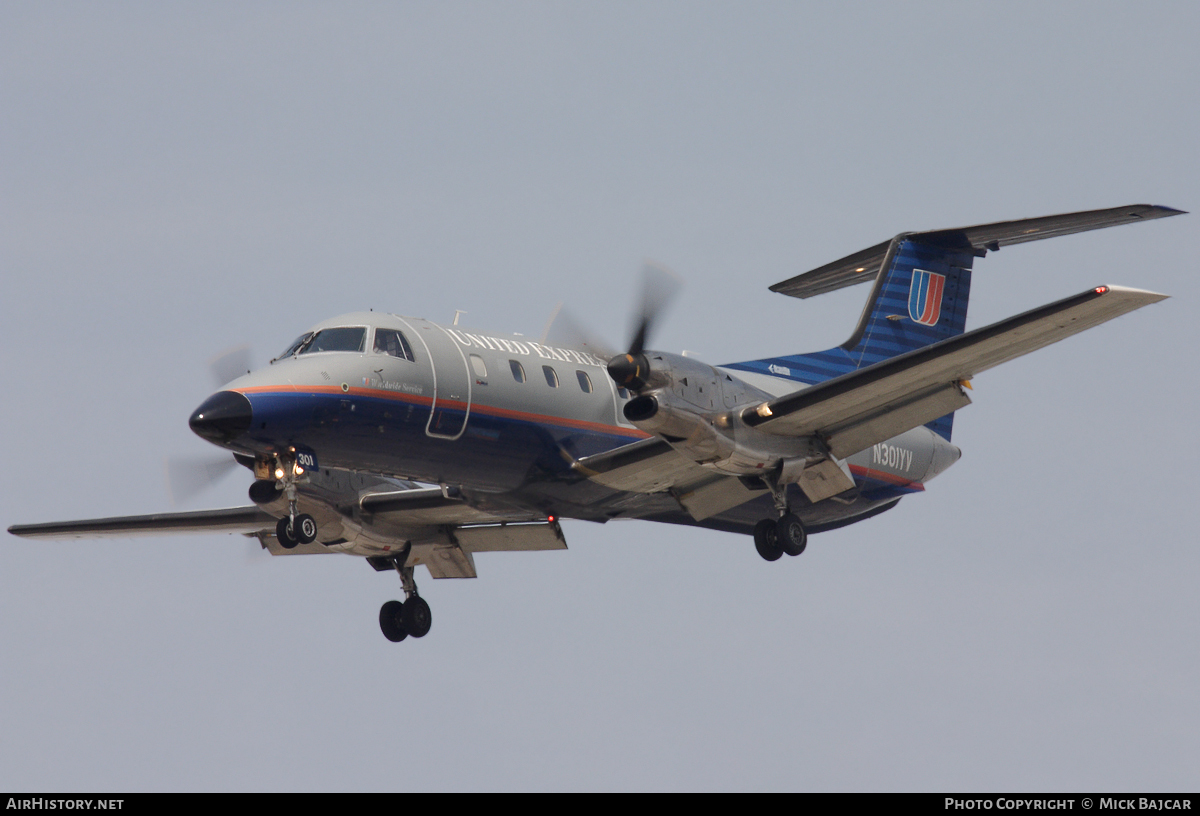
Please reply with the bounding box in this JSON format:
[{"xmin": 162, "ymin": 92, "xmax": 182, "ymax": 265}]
[
  {"xmin": 294, "ymin": 465, "xmax": 305, "ymax": 476},
  {"xmin": 756, "ymin": 403, "xmax": 773, "ymax": 418},
  {"xmin": 275, "ymin": 467, "xmax": 285, "ymax": 480}
]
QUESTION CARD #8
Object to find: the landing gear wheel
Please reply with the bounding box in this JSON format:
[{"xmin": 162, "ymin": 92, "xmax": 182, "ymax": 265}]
[
  {"xmin": 402, "ymin": 595, "xmax": 432, "ymax": 638},
  {"xmin": 295, "ymin": 514, "xmax": 318, "ymax": 545},
  {"xmin": 379, "ymin": 600, "xmax": 408, "ymax": 642},
  {"xmin": 776, "ymin": 513, "xmax": 807, "ymax": 556},
  {"xmin": 753, "ymin": 518, "xmax": 783, "ymax": 561},
  {"xmin": 276, "ymin": 516, "xmax": 299, "ymax": 549}
]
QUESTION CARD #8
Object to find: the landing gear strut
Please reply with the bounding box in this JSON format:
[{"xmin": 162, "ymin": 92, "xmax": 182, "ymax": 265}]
[
  {"xmin": 379, "ymin": 548, "xmax": 432, "ymax": 643},
  {"xmin": 753, "ymin": 474, "xmax": 807, "ymax": 561},
  {"xmin": 270, "ymin": 452, "xmax": 317, "ymax": 549}
]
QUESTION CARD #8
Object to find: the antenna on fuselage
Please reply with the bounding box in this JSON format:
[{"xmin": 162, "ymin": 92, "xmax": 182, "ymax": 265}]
[{"xmin": 453, "ymin": 310, "xmax": 467, "ymax": 326}]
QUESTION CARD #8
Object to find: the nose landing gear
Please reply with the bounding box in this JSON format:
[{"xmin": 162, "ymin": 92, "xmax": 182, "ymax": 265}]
[
  {"xmin": 266, "ymin": 452, "xmax": 318, "ymax": 549},
  {"xmin": 275, "ymin": 513, "xmax": 317, "ymax": 549}
]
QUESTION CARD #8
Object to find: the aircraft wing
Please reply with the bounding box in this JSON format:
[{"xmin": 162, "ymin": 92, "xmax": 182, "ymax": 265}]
[
  {"xmin": 743, "ymin": 284, "xmax": 1167, "ymax": 458},
  {"xmin": 7, "ymin": 506, "xmax": 276, "ymax": 540},
  {"xmin": 7, "ymin": 487, "xmax": 565, "ymax": 580}
]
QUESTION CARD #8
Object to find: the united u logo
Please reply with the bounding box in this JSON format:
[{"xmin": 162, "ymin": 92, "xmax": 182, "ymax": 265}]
[{"xmin": 908, "ymin": 269, "xmax": 945, "ymax": 326}]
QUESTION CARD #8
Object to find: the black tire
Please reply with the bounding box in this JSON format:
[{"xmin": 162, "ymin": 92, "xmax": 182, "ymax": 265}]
[
  {"xmin": 402, "ymin": 595, "xmax": 432, "ymax": 638},
  {"xmin": 379, "ymin": 600, "xmax": 408, "ymax": 642},
  {"xmin": 276, "ymin": 516, "xmax": 299, "ymax": 549},
  {"xmin": 777, "ymin": 513, "xmax": 807, "ymax": 556},
  {"xmin": 753, "ymin": 518, "xmax": 783, "ymax": 561},
  {"xmin": 295, "ymin": 513, "xmax": 318, "ymax": 544}
]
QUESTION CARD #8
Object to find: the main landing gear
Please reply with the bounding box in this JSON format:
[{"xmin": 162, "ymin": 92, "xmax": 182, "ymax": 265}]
[
  {"xmin": 753, "ymin": 513, "xmax": 807, "ymax": 560},
  {"xmin": 753, "ymin": 475, "xmax": 808, "ymax": 562},
  {"xmin": 379, "ymin": 552, "xmax": 432, "ymax": 643}
]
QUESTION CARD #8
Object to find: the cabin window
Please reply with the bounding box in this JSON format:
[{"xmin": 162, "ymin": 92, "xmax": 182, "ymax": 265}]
[
  {"xmin": 470, "ymin": 354, "xmax": 488, "ymax": 378},
  {"xmin": 299, "ymin": 326, "xmax": 367, "ymax": 354},
  {"xmin": 542, "ymin": 365, "xmax": 559, "ymax": 388},
  {"xmin": 576, "ymin": 370, "xmax": 593, "ymax": 394},
  {"xmin": 510, "ymin": 360, "xmax": 526, "ymax": 383},
  {"xmin": 373, "ymin": 328, "xmax": 414, "ymax": 362}
]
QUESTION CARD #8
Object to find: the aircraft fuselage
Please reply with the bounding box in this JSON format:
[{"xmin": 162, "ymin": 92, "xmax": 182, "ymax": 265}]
[{"xmin": 194, "ymin": 310, "xmax": 955, "ymax": 536}]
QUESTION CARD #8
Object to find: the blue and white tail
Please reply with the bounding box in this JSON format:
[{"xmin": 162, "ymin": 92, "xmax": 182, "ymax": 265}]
[{"xmin": 723, "ymin": 205, "xmax": 1184, "ymax": 441}]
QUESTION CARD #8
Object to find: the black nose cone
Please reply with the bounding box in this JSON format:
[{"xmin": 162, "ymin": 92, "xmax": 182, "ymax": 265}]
[{"xmin": 190, "ymin": 391, "xmax": 253, "ymax": 443}]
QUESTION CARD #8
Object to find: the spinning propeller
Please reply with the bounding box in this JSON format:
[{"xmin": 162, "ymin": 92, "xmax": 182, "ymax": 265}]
[
  {"xmin": 164, "ymin": 344, "xmax": 256, "ymax": 505},
  {"xmin": 605, "ymin": 262, "xmax": 682, "ymax": 392}
]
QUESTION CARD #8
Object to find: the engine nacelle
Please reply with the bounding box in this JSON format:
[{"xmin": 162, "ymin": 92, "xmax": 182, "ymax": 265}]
[{"xmin": 620, "ymin": 351, "xmax": 820, "ymax": 476}]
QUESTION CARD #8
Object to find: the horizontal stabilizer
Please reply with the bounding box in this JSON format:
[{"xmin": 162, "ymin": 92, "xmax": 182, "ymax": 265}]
[
  {"xmin": 771, "ymin": 204, "xmax": 1184, "ymax": 299},
  {"xmin": 744, "ymin": 284, "xmax": 1168, "ymax": 457}
]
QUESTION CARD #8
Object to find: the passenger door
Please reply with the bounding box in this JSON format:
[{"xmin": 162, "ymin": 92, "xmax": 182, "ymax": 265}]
[{"xmin": 402, "ymin": 318, "xmax": 472, "ymax": 440}]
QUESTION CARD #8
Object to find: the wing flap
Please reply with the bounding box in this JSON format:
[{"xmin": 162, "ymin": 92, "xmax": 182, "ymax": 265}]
[
  {"xmin": 746, "ymin": 285, "xmax": 1167, "ymax": 454},
  {"xmin": 458, "ymin": 521, "xmax": 568, "ymax": 553},
  {"xmin": 674, "ymin": 476, "xmax": 764, "ymax": 521},
  {"xmin": 573, "ymin": 437, "xmax": 703, "ymax": 494},
  {"xmin": 407, "ymin": 521, "xmax": 567, "ymax": 580},
  {"xmin": 573, "ymin": 438, "xmax": 767, "ymax": 520},
  {"xmin": 824, "ymin": 383, "xmax": 971, "ymax": 459}
]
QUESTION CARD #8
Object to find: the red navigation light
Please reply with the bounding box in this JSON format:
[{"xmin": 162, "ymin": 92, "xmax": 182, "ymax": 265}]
[
  {"xmin": 1095, "ymin": 286, "xmax": 1109, "ymax": 294},
  {"xmin": 547, "ymin": 515, "xmax": 556, "ymax": 523}
]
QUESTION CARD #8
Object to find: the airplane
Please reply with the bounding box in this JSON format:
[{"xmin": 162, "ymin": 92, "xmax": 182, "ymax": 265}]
[{"xmin": 7, "ymin": 204, "xmax": 1183, "ymax": 643}]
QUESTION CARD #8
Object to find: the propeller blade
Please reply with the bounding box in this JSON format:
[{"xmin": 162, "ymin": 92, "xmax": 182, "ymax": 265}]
[
  {"xmin": 541, "ymin": 302, "xmax": 619, "ymax": 360},
  {"xmin": 165, "ymin": 454, "xmax": 240, "ymax": 506},
  {"xmin": 628, "ymin": 261, "xmax": 682, "ymax": 355},
  {"xmin": 606, "ymin": 262, "xmax": 683, "ymax": 391},
  {"xmin": 209, "ymin": 345, "xmax": 253, "ymax": 388}
]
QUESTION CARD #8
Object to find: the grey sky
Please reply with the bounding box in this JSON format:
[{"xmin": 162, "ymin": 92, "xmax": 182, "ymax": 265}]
[{"xmin": 2, "ymin": 2, "xmax": 1197, "ymax": 791}]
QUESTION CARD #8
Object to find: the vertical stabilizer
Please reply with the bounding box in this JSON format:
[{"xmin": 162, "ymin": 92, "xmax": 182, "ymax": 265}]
[
  {"xmin": 725, "ymin": 205, "xmax": 1184, "ymax": 442},
  {"xmin": 726, "ymin": 235, "xmax": 978, "ymax": 439}
]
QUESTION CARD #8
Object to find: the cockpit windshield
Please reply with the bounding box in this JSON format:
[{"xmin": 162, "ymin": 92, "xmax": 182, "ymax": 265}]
[
  {"xmin": 273, "ymin": 332, "xmax": 314, "ymax": 362},
  {"xmin": 271, "ymin": 326, "xmax": 367, "ymax": 362},
  {"xmin": 299, "ymin": 327, "xmax": 367, "ymax": 354}
]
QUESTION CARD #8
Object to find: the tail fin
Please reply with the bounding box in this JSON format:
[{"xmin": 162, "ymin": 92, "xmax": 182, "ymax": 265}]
[{"xmin": 725, "ymin": 204, "xmax": 1184, "ymax": 440}]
